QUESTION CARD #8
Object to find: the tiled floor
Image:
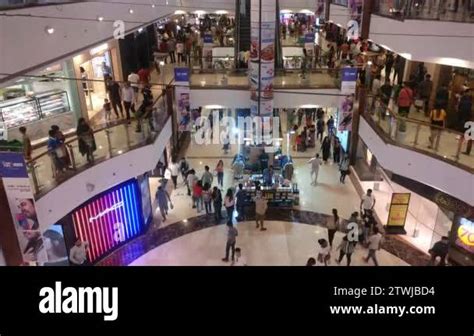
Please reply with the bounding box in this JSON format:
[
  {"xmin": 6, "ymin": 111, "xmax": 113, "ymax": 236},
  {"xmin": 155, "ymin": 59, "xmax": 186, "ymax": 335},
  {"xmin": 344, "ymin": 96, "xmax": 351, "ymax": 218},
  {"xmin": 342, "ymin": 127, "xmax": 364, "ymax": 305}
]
[{"xmin": 130, "ymin": 221, "xmax": 409, "ymax": 266}]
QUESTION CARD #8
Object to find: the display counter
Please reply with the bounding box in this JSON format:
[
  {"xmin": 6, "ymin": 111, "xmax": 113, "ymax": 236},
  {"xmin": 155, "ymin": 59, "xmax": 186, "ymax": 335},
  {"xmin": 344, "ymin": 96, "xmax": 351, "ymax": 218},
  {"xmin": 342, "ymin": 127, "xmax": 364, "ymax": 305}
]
[
  {"xmin": 0, "ymin": 90, "xmax": 73, "ymax": 142},
  {"xmin": 241, "ymin": 174, "xmax": 299, "ymax": 207}
]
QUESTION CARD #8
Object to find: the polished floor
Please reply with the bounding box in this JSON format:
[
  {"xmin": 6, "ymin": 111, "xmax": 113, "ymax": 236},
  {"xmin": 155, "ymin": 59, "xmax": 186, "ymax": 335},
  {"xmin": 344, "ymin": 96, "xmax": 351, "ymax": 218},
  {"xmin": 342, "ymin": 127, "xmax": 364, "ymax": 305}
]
[{"xmin": 130, "ymin": 221, "xmax": 409, "ymax": 266}]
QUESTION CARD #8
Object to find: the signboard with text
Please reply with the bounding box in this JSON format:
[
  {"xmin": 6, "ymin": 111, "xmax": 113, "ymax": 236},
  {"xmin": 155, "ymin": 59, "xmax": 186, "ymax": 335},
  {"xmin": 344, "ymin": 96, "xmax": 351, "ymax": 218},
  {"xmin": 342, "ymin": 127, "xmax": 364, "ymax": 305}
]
[{"xmin": 386, "ymin": 193, "xmax": 411, "ymax": 234}]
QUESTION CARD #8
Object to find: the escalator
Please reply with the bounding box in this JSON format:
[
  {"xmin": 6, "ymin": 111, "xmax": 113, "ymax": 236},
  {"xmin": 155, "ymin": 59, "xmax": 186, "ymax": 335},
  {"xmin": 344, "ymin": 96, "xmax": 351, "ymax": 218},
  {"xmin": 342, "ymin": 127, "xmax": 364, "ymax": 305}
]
[{"xmin": 234, "ymin": 0, "xmax": 251, "ymax": 69}]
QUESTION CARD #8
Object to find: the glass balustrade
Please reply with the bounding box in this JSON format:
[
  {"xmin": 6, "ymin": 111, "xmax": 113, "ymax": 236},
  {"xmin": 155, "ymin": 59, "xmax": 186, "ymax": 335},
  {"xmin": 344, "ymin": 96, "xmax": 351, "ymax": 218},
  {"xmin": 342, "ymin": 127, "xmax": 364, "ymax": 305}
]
[
  {"xmin": 374, "ymin": 0, "xmax": 474, "ymax": 23},
  {"xmin": 365, "ymin": 95, "xmax": 473, "ymax": 171},
  {"xmin": 0, "ymin": 94, "xmax": 170, "ymax": 198}
]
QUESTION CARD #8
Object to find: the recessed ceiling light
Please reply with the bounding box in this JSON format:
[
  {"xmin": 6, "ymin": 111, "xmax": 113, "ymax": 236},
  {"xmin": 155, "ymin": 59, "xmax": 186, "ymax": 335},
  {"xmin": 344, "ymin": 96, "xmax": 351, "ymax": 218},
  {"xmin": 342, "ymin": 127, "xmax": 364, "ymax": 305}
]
[
  {"xmin": 151, "ymin": 4, "xmax": 155, "ymax": 8},
  {"xmin": 45, "ymin": 26, "xmax": 54, "ymax": 34},
  {"xmin": 97, "ymin": 16, "xmax": 104, "ymax": 21},
  {"xmin": 129, "ymin": 8, "xmax": 134, "ymax": 14},
  {"xmin": 138, "ymin": 27, "xmax": 143, "ymax": 33}
]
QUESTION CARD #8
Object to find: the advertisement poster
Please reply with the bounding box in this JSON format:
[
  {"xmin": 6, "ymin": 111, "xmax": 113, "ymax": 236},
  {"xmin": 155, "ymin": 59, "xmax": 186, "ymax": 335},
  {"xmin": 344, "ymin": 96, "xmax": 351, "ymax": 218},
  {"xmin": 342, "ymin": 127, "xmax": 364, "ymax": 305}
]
[
  {"xmin": 138, "ymin": 173, "xmax": 152, "ymax": 227},
  {"xmin": 70, "ymin": 179, "xmax": 143, "ymax": 263},
  {"xmin": 0, "ymin": 152, "xmax": 47, "ymax": 264},
  {"xmin": 249, "ymin": 61, "xmax": 274, "ymax": 101},
  {"xmin": 386, "ymin": 193, "xmax": 411, "ymax": 234},
  {"xmin": 456, "ymin": 218, "xmax": 474, "ymax": 254},
  {"xmin": 42, "ymin": 224, "xmax": 68, "ymax": 266},
  {"xmin": 341, "ymin": 67, "xmax": 358, "ymax": 95},
  {"xmin": 304, "ymin": 33, "xmax": 315, "ymax": 56},
  {"xmin": 338, "ymin": 95, "xmax": 355, "ymax": 132},
  {"xmin": 203, "ymin": 33, "xmax": 213, "ymax": 69},
  {"xmin": 174, "ymin": 68, "xmax": 191, "ymax": 132}
]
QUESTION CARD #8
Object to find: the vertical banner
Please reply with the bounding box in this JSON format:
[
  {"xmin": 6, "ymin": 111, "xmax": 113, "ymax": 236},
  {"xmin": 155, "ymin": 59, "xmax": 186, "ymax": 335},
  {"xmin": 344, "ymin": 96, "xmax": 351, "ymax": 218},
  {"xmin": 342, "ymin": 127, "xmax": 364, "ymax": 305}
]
[
  {"xmin": 203, "ymin": 33, "xmax": 213, "ymax": 70},
  {"xmin": 338, "ymin": 95, "xmax": 355, "ymax": 132},
  {"xmin": 386, "ymin": 193, "xmax": 411, "ymax": 234},
  {"xmin": 0, "ymin": 152, "xmax": 46, "ymax": 264},
  {"xmin": 250, "ymin": 0, "xmax": 276, "ymax": 119},
  {"xmin": 340, "ymin": 67, "xmax": 358, "ymax": 94},
  {"xmin": 174, "ymin": 68, "xmax": 191, "ymax": 132}
]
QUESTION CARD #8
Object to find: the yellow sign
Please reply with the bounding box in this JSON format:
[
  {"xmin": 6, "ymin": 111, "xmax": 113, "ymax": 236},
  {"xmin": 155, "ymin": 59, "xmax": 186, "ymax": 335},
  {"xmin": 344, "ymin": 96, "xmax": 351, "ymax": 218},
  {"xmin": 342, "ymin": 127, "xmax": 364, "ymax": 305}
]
[
  {"xmin": 387, "ymin": 193, "xmax": 411, "ymax": 227},
  {"xmin": 456, "ymin": 218, "xmax": 474, "ymax": 253}
]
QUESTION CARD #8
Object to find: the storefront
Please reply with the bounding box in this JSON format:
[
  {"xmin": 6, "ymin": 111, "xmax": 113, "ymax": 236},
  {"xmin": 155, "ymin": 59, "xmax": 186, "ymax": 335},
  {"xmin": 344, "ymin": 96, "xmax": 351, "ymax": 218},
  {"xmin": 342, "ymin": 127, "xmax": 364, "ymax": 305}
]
[
  {"xmin": 72, "ymin": 40, "xmax": 122, "ymax": 121},
  {"xmin": 0, "ymin": 60, "xmax": 81, "ymax": 142},
  {"xmin": 352, "ymin": 137, "xmax": 473, "ymax": 263}
]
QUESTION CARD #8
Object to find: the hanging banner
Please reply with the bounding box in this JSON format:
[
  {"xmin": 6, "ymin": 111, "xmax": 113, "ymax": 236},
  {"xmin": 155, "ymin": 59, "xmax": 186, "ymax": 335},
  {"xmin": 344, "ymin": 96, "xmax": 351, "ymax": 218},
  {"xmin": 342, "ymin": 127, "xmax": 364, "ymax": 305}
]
[
  {"xmin": 174, "ymin": 68, "xmax": 191, "ymax": 132},
  {"xmin": 341, "ymin": 67, "xmax": 358, "ymax": 94},
  {"xmin": 0, "ymin": 152, "xmax": 47, "ymax": 264},
  {"xmin": 386, "ymin": 193, "xmax": 411, "ymax": 234},
  {"xmin": 316, "ymin": 0, "xmax": 325, "ymax": 18},
  {"xmin": 202, "ymin": 33, "xmax": 213, "ymax": 70},
  {"xmin": 338, "ymin": 95, "xmax": 355, "ymax": 132}
]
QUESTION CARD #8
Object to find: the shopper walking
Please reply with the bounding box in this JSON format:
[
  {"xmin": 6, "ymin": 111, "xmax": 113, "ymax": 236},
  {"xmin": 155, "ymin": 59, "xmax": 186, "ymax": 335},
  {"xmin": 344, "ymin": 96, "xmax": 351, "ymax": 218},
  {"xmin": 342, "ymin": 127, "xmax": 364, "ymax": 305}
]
[
  {"xmin": 69, "ymin": 239, "xmax": 90, "ymax": 266},
  {"xmin": 336, "ymin": 235, "xmax": 356, "ymax": 266},
  {"xmin": 127, "ymin": 70, "xmax": 140, "ymax": 101},
  {"xmin": 186, "ymin": 168, "xmax": 196, "ymax": 197},
  {"xmin": 179, "ymin": 157, "xmax": 189, "ymax": 186},
  {"xmin": 215, "ymin": 160, "xmax": 224, "ymax": 188},
  {"xmin": 321, "ymin": 136, "xmax": 331, "ymax": 163},
  {"xmin": 327, "ymin": 209, "xmax": 340, "ymax": 248},
  {"xmin": 397, "ymin": 82, "xmax": 414, "ymax": 117},
  {"xmin": 235, "ymin": 183, "xmax": 246, "ymax": 221},
  {"xmin": 138, "ymin": 65, "xmax": 151, "ymax": 87},
  {"xmin": 47, "ymin": 129, "xmax": 65, "ymax": 178},
  {"xmin": 201, "ymin": 165, "xmax": 214, "ymax": 187},
  {"xmin": 339, "ymin": 155, "xmax": 350, "ymax": 183},
  {"xmin": 156, "ymin": 186, "xmax": 172, "ymax": 222},
  {"xmin": 317, "ymin": 239, "xmax": 331, "ymax": 266},
  {"xmin": 316, "ymin": 117, "xmax": 325, "ymax": 142},
  {"xmin": 360, "ymin": 189, "xmax": 376, "ymax": 217},
  {"xmin": 121, "ymin": 81, "xmax": 136, "ymax": 122},
  {"xmin": 232, "ymin": 247, "xmax": 247, "ymax": 266},
  {"xmin": 428, "ymin": 103, "xmax": 446, "ymax": 149},
  {"xmin": 308, "ymin": 154, "xmax": 323, "ymax": 186},
  {"xmin": 333, "ymin": 137, "xmax": 341, "ymax": 164},
  {"xmin": 224, "ymin": 188, "xmax": 235, "ymax": 225},
  {"xmin": 384, "ymin": 52, "xmax": 394, "ymax": 81},
  {"xmin": 417, "ymin": 74, "xmax": 433, "ymax": 115},
  {"xmin": 76, "ymin": 118, "xmax": 96, "ymax": 164},
  {"xmin": 255, "ymin": 189, "xmax": 268, "ymax": 231},
  {"xmin": 19, "ymin": 126, "xmax": 32, "ymax": 161},
  {"xmin": 106, "ymin": 78, "xmax": 123, "ymax": 119},
  {"xmin": 212, "ymin": 186, "xmax": 223, "ymax": 222},
  {"xmin": 202, "ymin": 183, "xmax": 213, "ymax": 215},
  {"xmin": 193, "ymin": 180, "xmax": 203, "ymax": 212},
  {"xmin": 169, "ymin": 159, "xmax": 180, "ymax": 189},
  {"xmin": 364, "ymin": 227, "xmax": 383, "ymax": 266},
  {"xmin": 167, "ymin": 38, "xmax": 176, "ymax": 63},
  {"xmin": 222, "ymin": 222, "xmax": 238, "ymax": 262},
  {"xmin": 428, "ymin": 236, "xmax": 449, "ymax": 266}
]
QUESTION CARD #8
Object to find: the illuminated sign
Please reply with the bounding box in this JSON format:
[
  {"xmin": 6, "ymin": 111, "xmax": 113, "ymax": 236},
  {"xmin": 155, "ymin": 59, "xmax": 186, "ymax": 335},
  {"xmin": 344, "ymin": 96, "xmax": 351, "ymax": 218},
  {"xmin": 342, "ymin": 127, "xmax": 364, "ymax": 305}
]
[
  {"xmin": 89, "ymin": 43, "xmax": 109, "ymax": 56},
  {"xmin": 72, "ymin": 180, "xmax": 143, "ymax": 263},
  {"xmin": 456, "ymin": 218, "xmax": 474, "ymax": 254}
]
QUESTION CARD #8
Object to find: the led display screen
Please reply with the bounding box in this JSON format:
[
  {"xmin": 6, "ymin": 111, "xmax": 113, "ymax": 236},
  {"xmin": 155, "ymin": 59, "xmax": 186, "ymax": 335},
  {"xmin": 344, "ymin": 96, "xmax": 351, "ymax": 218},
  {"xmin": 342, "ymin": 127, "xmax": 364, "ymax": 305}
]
[
  {"xmin": 71, "ymin": 179, "xmax": 143, "ymax": 263},
  {"xmin": 456, "ymin": 217, "xmax": 474, "ymax": 254}
]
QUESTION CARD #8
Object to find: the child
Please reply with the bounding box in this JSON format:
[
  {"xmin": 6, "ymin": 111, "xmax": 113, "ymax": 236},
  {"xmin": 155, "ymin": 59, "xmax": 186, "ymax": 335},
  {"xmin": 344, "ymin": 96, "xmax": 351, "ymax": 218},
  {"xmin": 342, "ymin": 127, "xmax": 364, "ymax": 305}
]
[{"xmin": 103, "ymin": 98, "xmax": 112, "ymax": 122}]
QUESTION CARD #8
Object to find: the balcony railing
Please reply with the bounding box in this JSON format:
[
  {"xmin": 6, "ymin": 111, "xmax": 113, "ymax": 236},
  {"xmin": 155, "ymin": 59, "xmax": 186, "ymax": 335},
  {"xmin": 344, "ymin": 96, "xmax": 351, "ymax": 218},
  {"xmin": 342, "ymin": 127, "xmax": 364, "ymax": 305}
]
[
  {"xmin": 0, "ymin": 91, "xmax": 171, "ymax": 199},
  {"xmin": 188, "ymin": 56, "xmax": 342, "ymax": 90},
  {"xmin": 0, "ymin": 0, "xmax": 82, "ymax": 10},
  {"xmin": 373, "ymin": 0, "xmax": 474, "ymax": 23},
  {"xmin": 364, "ymin": 93, "xmax": 473, "ymax": 173}
]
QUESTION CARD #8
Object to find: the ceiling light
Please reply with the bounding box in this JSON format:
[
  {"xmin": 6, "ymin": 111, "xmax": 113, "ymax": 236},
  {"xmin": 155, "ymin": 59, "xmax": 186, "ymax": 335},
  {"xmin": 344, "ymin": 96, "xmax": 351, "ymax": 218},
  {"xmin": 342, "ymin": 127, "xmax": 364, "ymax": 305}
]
[
  {"xmin": 215, "ymin": 10, "xmax": 228, "ymax": 15},
  {"xmin": 129, "ymin": 8, "xmax": 134, "ymax": 14},
  {"xmin": 174, "ymin": 10, "xmax": 186, "ymax": 15},
  {"xmin": 138, "ymin": 27, "xmax": 144, "ymax": 33},
  {"xmin": 97, "ymin": 16, "xmax": 104, "ymax": 21},
  {"xmin": 45, "ymin": 26, "xmax": 54, "ymax": 34},
  {"xmin": 151, "ymin": 4, "xmax": 156, "ymax": 8}
]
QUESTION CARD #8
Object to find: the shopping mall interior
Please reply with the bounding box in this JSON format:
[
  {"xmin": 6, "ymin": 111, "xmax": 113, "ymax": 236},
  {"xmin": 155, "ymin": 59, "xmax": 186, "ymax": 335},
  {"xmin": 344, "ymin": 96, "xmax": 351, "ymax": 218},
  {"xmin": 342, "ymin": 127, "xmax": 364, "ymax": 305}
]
[{"xmin": 0, "ymin": 0, "xmax": 472, "ymax": 267}]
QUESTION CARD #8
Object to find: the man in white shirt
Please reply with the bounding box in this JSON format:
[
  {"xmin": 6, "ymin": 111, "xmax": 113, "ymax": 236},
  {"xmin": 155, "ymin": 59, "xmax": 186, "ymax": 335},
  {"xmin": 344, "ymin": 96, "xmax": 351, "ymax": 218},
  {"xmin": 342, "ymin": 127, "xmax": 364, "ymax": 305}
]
[
  {"xmin": 308, "ymin": 154, "xmax": 323, "ymax": 186},
  {"xmin": 364, "ymin": 227, "xmax": 383, "ymax": 266},
  {"xmin": 121, "ymin": 81, "xmax": 135, "ymax": 122},
  {"xmin": 69, "ymin": 239, "xmax": 90, "ymax": 266},
  {"xmin": 127, "ymin": 71, "xmax": 140, "ymax": 102},
  {"xmin": 360, "ymin": 189, "xmax": 376, "ymax": 217},
  {"xmin": 232, "ymin": 247, "xmax": 247, "ymax": 266},
  {"xmin": 169, "ymin": 160, "xmax": 180, "ymax": 189}
]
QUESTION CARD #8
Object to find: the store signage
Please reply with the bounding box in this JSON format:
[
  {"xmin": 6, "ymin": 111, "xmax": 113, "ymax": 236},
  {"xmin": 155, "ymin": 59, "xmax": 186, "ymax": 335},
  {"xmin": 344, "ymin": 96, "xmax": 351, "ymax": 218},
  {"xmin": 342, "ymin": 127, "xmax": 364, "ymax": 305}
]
[
  {"xmin": 89, "ymin": 43, "xmax": 109, "ymax": 56},
  {"xmin": 71, "ymin": 179, "xmax": 143, "ymax": 263},
  {"xmin": 0, "ymin": 152, "xmax": 46, "ymax": 264},
  {"xmin": 203, "ymin": 33, "xmax": 213, "ymax": 44},
  {"xmin": 456, "ymin": 218, "xmax": 474, "ymax": 254},
  {"xmin": 174, "ymin": 68, "xmax": 190, "ymax": 82},
  {"xmin": 341, "ymin": 67, "xmax": 358, "ymax": 95},
  {"xmin": 305, "ymin": 33, "xmax": 315, "ymax": 44},
  {"xmin": 386, "ymin": 193, "xmax": 411, "ymax": 234}
]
